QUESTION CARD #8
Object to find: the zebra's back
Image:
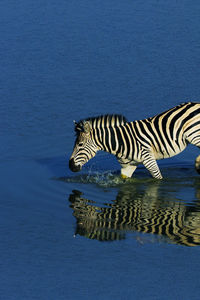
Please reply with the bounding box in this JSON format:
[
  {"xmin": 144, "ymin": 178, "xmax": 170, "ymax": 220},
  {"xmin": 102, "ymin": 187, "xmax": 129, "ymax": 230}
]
[{"xmin": 128, "ymin": 102, "xmax": 200, "ymax": 161}]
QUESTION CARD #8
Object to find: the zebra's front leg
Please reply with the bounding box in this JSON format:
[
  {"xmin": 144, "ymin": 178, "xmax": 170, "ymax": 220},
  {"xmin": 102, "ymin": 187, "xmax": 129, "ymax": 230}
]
[
  {"xmin": 142, "ymin": 150, "xmax": 163, "ymax": 179},
  {"xmin": 118, "ymin": 159, "xmax": 137, "ymax": 178},
  {"xmin": 121, "ymin": 165, "xmax": 137, "ymax": 178}
]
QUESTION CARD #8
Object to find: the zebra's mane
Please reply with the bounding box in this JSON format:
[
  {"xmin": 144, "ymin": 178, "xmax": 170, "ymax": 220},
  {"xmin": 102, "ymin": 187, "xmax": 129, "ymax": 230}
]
[{"xmin": 75, "ymin": 114, "xmax": 127, "ymax": 133}]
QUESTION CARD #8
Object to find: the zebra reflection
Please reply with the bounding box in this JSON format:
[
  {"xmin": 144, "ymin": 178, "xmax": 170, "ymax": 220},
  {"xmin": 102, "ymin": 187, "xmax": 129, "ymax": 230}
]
[{"xmin": 69, "ymin": 183, "xmax": 200, "ymax": 246}]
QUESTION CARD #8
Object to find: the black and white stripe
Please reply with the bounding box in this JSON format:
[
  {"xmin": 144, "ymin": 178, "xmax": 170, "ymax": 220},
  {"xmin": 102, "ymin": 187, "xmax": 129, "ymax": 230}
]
[
  {"xmin": 69, "ymin": 102, "xmax": 200, "ymax": 179},
  {"xmin": 69, "ymin": 189, "xmax": 200, "ymax": 246}
]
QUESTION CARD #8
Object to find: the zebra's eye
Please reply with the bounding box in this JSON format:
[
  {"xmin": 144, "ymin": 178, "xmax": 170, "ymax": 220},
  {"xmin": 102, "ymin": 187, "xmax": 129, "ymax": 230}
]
[{"xmin": 79, "ymin": 142, "xmax": 83, "ymax": 147}]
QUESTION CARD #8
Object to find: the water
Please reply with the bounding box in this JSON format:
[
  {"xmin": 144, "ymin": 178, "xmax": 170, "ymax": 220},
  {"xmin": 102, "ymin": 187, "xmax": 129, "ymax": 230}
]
[{"xmin": 1, "ymin": 0, "xmax": 200, "ymax": 299}]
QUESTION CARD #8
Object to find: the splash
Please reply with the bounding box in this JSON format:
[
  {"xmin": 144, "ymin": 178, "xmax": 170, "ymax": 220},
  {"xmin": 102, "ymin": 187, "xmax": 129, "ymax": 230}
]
[
  {"xmin": 55, "ymin": 162, "xmax": 197, "ymax": 188},
  {"xmin": 55, "ymin": 169, "xmax": 153, "ymax": 187}
]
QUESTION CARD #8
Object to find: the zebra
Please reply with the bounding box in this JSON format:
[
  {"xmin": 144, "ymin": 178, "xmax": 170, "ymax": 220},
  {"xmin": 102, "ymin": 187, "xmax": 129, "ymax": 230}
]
[{"xmin": 69, "ymin": 102, "xmax": 200, "ymax": 179}]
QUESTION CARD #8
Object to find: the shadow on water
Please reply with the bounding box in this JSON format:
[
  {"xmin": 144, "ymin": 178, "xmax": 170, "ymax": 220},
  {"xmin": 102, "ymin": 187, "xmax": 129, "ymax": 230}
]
[{"xmin": 63, "ymin": 166, "xmax": 200, "ymax": 246}]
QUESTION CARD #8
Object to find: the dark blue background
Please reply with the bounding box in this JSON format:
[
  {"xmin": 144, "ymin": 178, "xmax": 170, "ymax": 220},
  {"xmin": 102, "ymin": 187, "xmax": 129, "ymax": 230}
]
[{"xmin": 1, "ymin": 1, "xmax": 200, "ymax": 299}]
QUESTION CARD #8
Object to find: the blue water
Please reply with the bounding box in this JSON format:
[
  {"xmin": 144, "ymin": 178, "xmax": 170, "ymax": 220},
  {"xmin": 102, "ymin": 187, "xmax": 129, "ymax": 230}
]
[{"xmin": 1, "ymin": 0, "xmax": 200, "ymax": 299}]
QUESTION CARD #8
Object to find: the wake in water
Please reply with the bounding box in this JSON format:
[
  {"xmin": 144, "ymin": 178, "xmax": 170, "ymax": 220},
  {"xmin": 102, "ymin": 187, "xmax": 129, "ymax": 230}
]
[
  {"xmin": 55, "ymin": 169, "xmax": 187, "ymax": 188},
  {"xmin": 55, "ymin": 170, "xmax": 140, "ymax": 187},
  {"xmin": 54, "ymin": 161, "xmax": 197, "ymax": 188}
]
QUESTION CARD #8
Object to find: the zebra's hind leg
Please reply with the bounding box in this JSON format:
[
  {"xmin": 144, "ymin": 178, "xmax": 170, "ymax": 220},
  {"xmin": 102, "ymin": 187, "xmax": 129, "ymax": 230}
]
[
  {"xmin": 186, "ymin": 136, "xmax": 200, "ymax": 174},
  {"xmin": 195, "ymin": 155, "xmax": 200, "ymax": 174},
  {"xmin": 142, "ymin": 150, "xmax": 163, "ymax": 179}
]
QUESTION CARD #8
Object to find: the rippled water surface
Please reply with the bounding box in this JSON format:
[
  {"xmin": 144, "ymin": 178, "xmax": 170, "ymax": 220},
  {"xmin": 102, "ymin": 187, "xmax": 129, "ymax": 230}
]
[{"xmin": 1, "ymin": 1, "xmax": 200, "ymax": 299}]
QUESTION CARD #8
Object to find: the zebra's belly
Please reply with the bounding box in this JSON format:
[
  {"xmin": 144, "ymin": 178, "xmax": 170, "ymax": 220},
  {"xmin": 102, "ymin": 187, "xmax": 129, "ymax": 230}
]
[{"xmin": 153, "ymin": 143, "xmax": 187, "ymax": 160}]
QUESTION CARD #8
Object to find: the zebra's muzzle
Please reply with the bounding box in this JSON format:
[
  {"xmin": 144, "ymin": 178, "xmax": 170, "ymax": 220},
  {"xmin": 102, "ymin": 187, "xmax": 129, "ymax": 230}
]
[{"xmin": 69, "ymin": 158, "xmax": 82, "ymax": 172}]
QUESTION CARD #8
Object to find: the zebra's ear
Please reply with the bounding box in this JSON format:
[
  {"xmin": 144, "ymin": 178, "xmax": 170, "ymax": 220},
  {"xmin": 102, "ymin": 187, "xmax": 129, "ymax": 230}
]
[
  {"xmin": 73, "ymin": 120, "xmax": 78, "ymax": 127},
  {"xmin": 83, "ymin": 121, "xmax": 91, "ymax": 133},
  {"xmin": 74, "ymin": 120, "xmax": 84, "ymax": 132}
]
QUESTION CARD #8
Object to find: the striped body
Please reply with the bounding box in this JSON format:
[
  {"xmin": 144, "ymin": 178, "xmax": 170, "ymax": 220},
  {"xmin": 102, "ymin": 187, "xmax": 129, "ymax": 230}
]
[{"xmin": 69, "ymin": 102, "xmax": 200, "ymax": 179}]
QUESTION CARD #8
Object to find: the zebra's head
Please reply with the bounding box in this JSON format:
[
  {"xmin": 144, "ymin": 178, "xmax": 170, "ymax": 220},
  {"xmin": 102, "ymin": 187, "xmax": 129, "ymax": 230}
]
[{"xmin": 69, "ymin": 119, "xmax": 99, "ymax": 172}]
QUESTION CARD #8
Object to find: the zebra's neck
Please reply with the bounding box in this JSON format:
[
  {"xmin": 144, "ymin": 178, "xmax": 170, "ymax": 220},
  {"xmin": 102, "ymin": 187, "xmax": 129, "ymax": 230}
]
[
  {"xmin": 87, "ymin": 114, "xmax": 127, "ymax": 129},
  {"xmin": 89, "ymin": 115, "xmax": 129, "ymax": 158}
]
